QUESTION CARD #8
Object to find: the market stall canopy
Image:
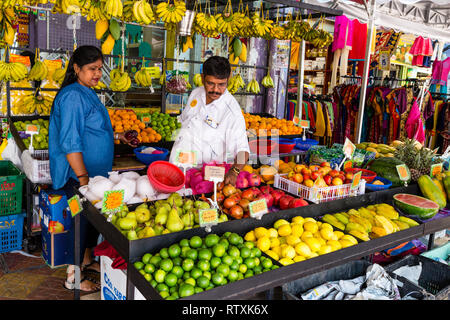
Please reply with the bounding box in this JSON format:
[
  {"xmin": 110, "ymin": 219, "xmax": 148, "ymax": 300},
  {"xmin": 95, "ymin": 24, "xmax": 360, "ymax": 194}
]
[{"xmin": 307, "ymin": 0, "xmax": 450, "ymax": 42}]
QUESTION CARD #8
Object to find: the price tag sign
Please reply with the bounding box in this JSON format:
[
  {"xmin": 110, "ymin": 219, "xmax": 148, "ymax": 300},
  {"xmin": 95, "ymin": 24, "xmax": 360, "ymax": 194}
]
[
  {"xmin": 292, "ymin": 116, "xmax": 300, "ymax": 126},
  {"xmin": 204, "ymin": 166, "xmax": 225, "ymax": 182},
  {"xmin": 300, "ymin": 120, "xmax": 310, "ymax": 129},
  {"xmin": 175, "ymin": 150, "xmax": 198, "ymax": 167},
  {"xmin": 351, "ymin": 171, "xmax": 362, "ymax": 190},
  {"xmin": 68, "ymin": 194, "xmax": 83, "ymax": 217},
  {"xmin": 343, "ymin": 137, "xmax": 356, "ymax": 159},
  {"xmin": 396, "ymin": 164, "xmax": 410, "ymax": 185},
  {"xmin": 102, "ymin": 190, "xmax": 125, "ymax": 214},
  {"xmin": 249, "ymin": 199, "xmax": 268, "ymax": 220},
  {"xmin": 199, "ymin": 208, "xmax": 219, "ymax": 229},
  {"xmin": 343, "ymin": 160, "xmax": 353, "ymax": 171},
  {"xmin": 430, "ymin": 163, "xmax": 443, "ymax": 178},
  {"xmin": 25, "ymin": 124, "xmax": 40, "ymax": 135}
]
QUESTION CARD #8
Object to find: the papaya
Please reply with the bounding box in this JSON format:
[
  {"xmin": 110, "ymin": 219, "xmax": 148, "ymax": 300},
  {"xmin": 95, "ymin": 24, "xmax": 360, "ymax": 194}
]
[
  {"xmin": 418, "ymin": 175, "xmax": 447, "ymax": 209},
  {"xmin": 433, "ymin": 177, "xmax": 447, "ymax": 200},
  {"xmin": 443, "ymin": 174, "xmax": 450, "ymax": 200}
]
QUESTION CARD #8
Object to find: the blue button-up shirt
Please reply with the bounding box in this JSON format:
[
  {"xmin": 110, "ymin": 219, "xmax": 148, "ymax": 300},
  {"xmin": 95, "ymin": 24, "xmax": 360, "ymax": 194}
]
[{"xmin": 49, "ymin": 82, "xmax": 114, "ymax": 189}]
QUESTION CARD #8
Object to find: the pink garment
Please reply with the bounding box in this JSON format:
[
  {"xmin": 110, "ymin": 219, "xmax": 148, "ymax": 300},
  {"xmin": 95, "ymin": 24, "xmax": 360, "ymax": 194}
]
[
  {"xmin": 405, "ymin": 99, "xmax": 425, "ymax": 143},
  {"xmin": 431, "ymin": 57, "xmax": 450, "ymax": 85},
  {"xmin": 332, "ymin": 15, "xmax": 353, "ymax": 52},
  {"xmin": 409, "ymin": 36, "xmax": 433, "ymax": 56}
]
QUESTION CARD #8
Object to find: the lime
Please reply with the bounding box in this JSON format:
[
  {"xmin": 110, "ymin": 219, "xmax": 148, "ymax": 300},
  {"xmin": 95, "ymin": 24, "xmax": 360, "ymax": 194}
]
[
  {"xmin": 240, "ymin": 247, "xmax": 251, "ymax": 258},
  {"xmin": 227, "ymin": 246, "xmax": 240, "ymax": 259},
  {"xmin": 182, "ymin": 258, "xmax": 194, "ymax": 272},
  {"xmin": 164, "ymin": 273, "xmax": 178, "ymax": 287},
  {"xmin": 144, "ymin": 263, "xmax": 156, "ymax": 274},
  {"xmin": 219, "ymin": 238, "xmax": 229, "ymax": 250},
  {"xmin": 222, "ymin": 255, "xmax": 234, "ymax": 266},
  {"xmin": 254, "ymin": 265, "xmax": 262, "ymax": 274},
  {"xmin": 271, "ymin": 265, "xmax": 279, "ymax": 270},
  {"xmin": 243, "ymin": 241, "xmax": 255, "ymax": 249},
  {"xmin": 229, "ymin": 260, "xmax": 239, "ymax": 271},
  {"xmin": 171, "ymin": 292, "xmax": 179, "ymax": 299},
  {"xmin": 204, "ymin": 234, "xmax": 220, "ymax": 247},
  {"xmin": 181, "ymin": 246, "xmax": 191, "ymax": 258},
  {"xmin": 254, "ymin": 257, "xmax": 261, "ymax": 267},
  {"xmin": 179, "ymin": 238, "xmax": 190, "ymax": 247},
  {"xmin": 160, "ymin": 291, "xmax": 170, "ymax": 299},
  {"xmin": 216, "ymin": 264, "xmax": 230, "ymax": 277},
  {"xmin": 172, "ymin": 257, "xmax": 182, "ymax": 266},
  {"xmin": 179, "ymin": 284, "xmax": 195, "ymax": 298},
  {"xmin": 228, "ymin": 233, "xmax": 242, "ymax": 245},
  {"xmin": 211, "ymin": 272, "xmax": 224, "ymax": 286},
  {"xmin": 244, "ymin": 270, "xmax": 254, "ymax": 278},
  {"xmin": 134, "ymin": 261, "xmax": 144, "ymax": 271},
  {"xmin": 261, "ymin": 257, "xmax": 273, "ymax": 269},
  {"xmin": 160, "ymin": 259, "xmax": 173, "ymax": 272},
  {"xmin": 150, "ymin": 280, "xmax": 158, "ymax": 288},
  {"xmin": 212, "ymin": 244, "xmax": 226, "ymax": 257},
  {"xmin": 168, "ymin": 244, "xmax": 181, "ymax": 258},
  {"xmin": 251, "ymin": 247, "xmax": 262, "ymax": 258},
  {"xmin": 238, "ymin": 263, "xmax": 247, "ymax": 274},
  {"xmin": 142, "ymin": 253, "xmax": 152, "ymax": 264},
  {"xmin": 139, "ymin": 269, "xmax": 146, "ymax": 276},
  {"xmin": 210, "ymin": 257, "xmax": 221, "ymax": 269},
  {"xmin": 169, "ymin": 286, "xmax": 177, "ymax": 294},
  {"xmin": 186, "ymin": 249, "xmax": 198, "ymax": 260},
  {"xmin": 172, "ymin": 265, "xmax": 184, "ymax": 278},
  {"xmin": 203, "ymin": 271, "xmax": 211, "ymax": 280},
  {"xmin": 190, "ymin": 236, "xmax": 203, "ymax": 248},
  {"xmin": 228, "ymin": 270, "xmax": 239, "ymax": 282},
  {"xmin": 156, "ymin": 283, "xmax": 169, "ymax": 292},
  {"xmin": 154, "ymin": 269, "xmax": 166, "ymax": 283},
  {"xmin": 194, "ymin": 287, "xmax": 204, "ymax": 294},
  {"xmin": 198, "ymin": 248, "xmax": 212, "ymax": 261},
  {"xmin": 143, "ymin": 273, "xmax": 152, "ymax": 282},
  {"xmin": 223, "ymin": 232, "xmax": 231, "ymax": 238},
  {"xmin": 160, "ymin": 248, "xmax": 169, "ymax": 259},
  {"xmin": 185, "ymin": 277, "xmax": 196, "ymax": 287},
  {"xmin": 197, "ymin": 259, "xmax": 210, "ymax": 272},
  {"xmin": 190, "ymin": 267, "xmax": 203, "ymax": 279},
  {"xmin": 149, "ymin": 255, "xmax": 162, "ymax": 267},
  {"xmin": 182, "ymin": 271, "xmax": 191, "ymax": 280},
  {"xmin": 244, "ymin": 258, "xmax": 256, "ymax": 269},
  {"xmin": 197, "ymin": 275, "xmax": 210, "ymax": 289},
  {"xmin": 166, "ymin": 295, "xmax": 177, "ymax": 300}
]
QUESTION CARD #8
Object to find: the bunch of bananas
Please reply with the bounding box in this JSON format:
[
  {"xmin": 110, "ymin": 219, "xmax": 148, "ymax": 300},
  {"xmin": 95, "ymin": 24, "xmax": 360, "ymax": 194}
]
[
  {"xmin": 246, "ymin": 78, "xmax": 260, "ymax": 94},
  {"xmin": 261, "ymin": 72, "xmax": 274, "ymax": 88},
  {"xmin": 156, "ymin": 0, "xmax": 186, "ymax": 24},
  {"xmin": 284, "ymin": 15, "xmax": 310, "ymax": 42},
  {"xmin": 0, "ymin": 0, "xmax": 20, "ymax": 8},
  {"xmin": 134, "ymin": 67, "xmax": 152, "ymax": 87},
  {"xmin": 0, "ymin": 61, "xmax": 28, "ymax": 82},
  {"xmin": 227, "ymin": 73, "xmax": 245, "ymax": 94},
  {"xmin": 103, "ymin": 0, "xmax": 123, "ymax": 19},
  {"xmin": 310, "ymin": 29, "xmax": 333, "ymax": 48},
  {"xmin": 194, "ymin": 11, "xmax": 217, "ymax": 32},
  {"xmin": 52, "ymin": 0, "xmax": 82, "ymax": 15},
  {"xmin": 239, "ymin": 5, "xmax": 253, "ymax": 38},
  {"xmin": 93, "ymin": 80, "xmax": 107, "ymax": 90},
  {"xmin": 15, "ymin": 92, "xmax": 52, "ymax": 115},
  {"xmin": 270, "ymin": 24, "xmax": 286, "ymax": 40},
  {"xmin": 0, "ymin": 7, "xmax": 16, "ymax": 47},
  {"xmin": 110, "ymin": 68, "xmax": 131, "ymax": 92},
  {"xmin": 28, "ymin": 60, "xmax": 48, "ymax": 81},
  {"xmin": 193, "ymin": 73, "xmax": 202, "ymax": 87},
  {"xmin": 132, "ymin": 0, "xmax": 157, "ymax": 25},
  {"xmin": 85, "ymin": 0, "xmax": 108, "ymax": 21},
  {"xmin": 252, "ymin": 9, "xmax": 273, "ymax": 38},
  {"xmin": 181, "ymin": 35, "xmax": 193, "ymax": 53}
]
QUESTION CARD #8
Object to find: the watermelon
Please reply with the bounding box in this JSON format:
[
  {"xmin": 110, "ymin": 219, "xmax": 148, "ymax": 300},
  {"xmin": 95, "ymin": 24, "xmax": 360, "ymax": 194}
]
[{"xmin": 392, "ymin": 193, "xmax": 439, "ymax": 219}]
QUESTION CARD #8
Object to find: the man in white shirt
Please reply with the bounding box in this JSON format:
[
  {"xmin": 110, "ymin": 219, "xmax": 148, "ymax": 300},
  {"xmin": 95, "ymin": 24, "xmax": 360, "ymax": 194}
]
[{"xmin": 170, "ymin": 56, "xmax": 250, "ymax": 185}]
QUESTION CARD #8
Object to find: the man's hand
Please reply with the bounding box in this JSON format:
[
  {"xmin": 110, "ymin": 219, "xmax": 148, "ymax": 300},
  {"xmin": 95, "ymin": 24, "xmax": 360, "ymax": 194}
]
[{"xmin": 224, "ymin": 169, "xmax": 238, "ymax": 186}]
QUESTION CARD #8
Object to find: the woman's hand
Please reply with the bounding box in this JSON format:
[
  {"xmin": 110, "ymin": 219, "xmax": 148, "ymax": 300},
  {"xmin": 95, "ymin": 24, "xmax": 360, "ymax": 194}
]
[
  {"xmin": 117, "ymin": 131, "xmax": 139, "ymax": 148},
  {"xmin": 224, "ymin": 169, "xmax": 238, "ymax": 186}
]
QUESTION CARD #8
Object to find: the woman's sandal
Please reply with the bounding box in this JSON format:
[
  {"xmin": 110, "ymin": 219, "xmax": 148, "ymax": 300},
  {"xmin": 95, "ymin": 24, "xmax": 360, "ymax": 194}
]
[
  {"xmin": 64, "ymin": 269, "xmax": 100, "ymax": 293},
  {"xmin": 82, "ymin": 261, "xmax": 100, "ymax": 274}
]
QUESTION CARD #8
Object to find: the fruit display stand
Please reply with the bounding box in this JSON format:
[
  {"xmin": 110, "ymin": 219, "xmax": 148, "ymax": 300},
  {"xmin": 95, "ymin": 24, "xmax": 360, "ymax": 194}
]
[{"xmin": 73, "ymin": 182, "xmax": 450, "ymax": 300}]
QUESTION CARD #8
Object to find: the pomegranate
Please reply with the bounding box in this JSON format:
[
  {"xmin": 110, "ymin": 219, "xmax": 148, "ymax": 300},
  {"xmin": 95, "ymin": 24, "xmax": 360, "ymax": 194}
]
[
  {"xmin": 270, "ymin": 189, "xmax": 285, "ymax": 206},
  {"xmin": 279, "ymin": 195, "xmax": 294, "ymax": 210},
  {"xmin": 229, "ymin": 205, "xmax": 244, "ymax": 219},
  {"xmin": 223, "ymin": 184, "xmax": 237, "ymax": 197},
  {"xmin": 289, "ymin": 198, "xmax": 308, "ymax": 208},
  {"xmin": 239, "ymin": 198, "xmax": 250, "ymax": 213},
  {"xmin": 257, "ymin": 192, "xmax": 274, "ymax": 208},
  {"xmin": 223, "ymin": 197, "xmax": 237, "ymax": 209},
  {"xmin": 215, "ymin": 191, "xmax": 225, "ymax": 204},
  {"xmin": 241, "ymin": 189, "xmax": 255, "ymax": 201}
]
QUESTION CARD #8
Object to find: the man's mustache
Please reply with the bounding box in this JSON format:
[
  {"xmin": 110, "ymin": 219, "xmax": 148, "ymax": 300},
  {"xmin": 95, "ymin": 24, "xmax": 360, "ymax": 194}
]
[{"xmin": 208, "ymin": 91, "xmax": 221, "ymax": 95}]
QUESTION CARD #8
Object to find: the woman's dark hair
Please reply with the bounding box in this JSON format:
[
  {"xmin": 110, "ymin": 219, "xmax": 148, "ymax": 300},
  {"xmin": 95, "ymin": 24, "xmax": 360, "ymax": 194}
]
[
  {"xmin": 59, "ymin": 45, "xmax": 104, "ymax": 90},
  {"xmin": 202, "ymin": 56, "xmax": 231, "ymax": 79}
]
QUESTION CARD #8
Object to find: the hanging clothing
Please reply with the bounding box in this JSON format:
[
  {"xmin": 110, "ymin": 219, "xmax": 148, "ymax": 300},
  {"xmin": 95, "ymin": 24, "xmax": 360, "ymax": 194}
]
[
  {"xmin": 409, "ymin": 36, "xmax": 433, "ymax": 67},
  {"xmin": 332, "ymin": 15, "xmax": 353, "ymax": 52},
  {"xmin": 405, "ymin": 98, "xmax": 425, "ymax": 144},
  {"xmin": 314, "ymin": 101, "xmax": 326, "ymax": 137},
  {"xmin": 431, "ymin": 57, "xmax": 450, "ymax": 87},
  {"xmin": 349, "ymin": 19, "xmax": 368, "ymax": 77}
]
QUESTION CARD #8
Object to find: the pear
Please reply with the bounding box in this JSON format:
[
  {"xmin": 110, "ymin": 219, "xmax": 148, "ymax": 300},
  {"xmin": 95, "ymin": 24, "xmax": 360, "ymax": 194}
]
[
  {"xmin": 162, "ymin": 229, "xmax": 170, "ymax": 234},
  {"xmin": 145, "ymin": 219, "xmax": 155, "ymax": 227},
  {"xmin": 136, "ymin": 208, "xmax": 151, "ymax": 223},
  {"xmin": 155, "ymin": 206, "xmax": 169, "ymax": 225},
  {"xmin": 194, "ymin": 211, "xmax": 200, "ymax": 224},
  {"xmin": 137, "ymin": 228, "xmax": 147, "ymax": 239},
  {"xmin": 183, "ymin": 199, "xmax": 194, "ymax": 211},
  {"xmin": 197, "ymin": 201, "xmax": 210, "ymax": 210},
  {"xmin": 181, "ymin": 212, "xmax": 195, "ymax": 228},
  {"xmin": 144, "ymin": 226, "xmax": 156, "ymax": 237},
  {"xmin": 154, "ymin": 224, "xmax": 165, "ymax": 235},
  {"xmin": 119, "ymin": 217, "xmax": 137, "ymax": 230},
  {"xmin": 127, "ymin": 230, "xmax": 139, "ymax": 240},
  {"xmin": 166, "ymin": 206, "xmax": 184, "ymax": 233},
  {"xmin": 136, "ymin": 203, "xmax": 148, "ymax": 211},
  {"xmin": 218, "ymin": 214, "xmax": 228, "ymax": 222},
  {"xmin": 126, "ymin": 211, "xmax": 136, "ymax": 219}
]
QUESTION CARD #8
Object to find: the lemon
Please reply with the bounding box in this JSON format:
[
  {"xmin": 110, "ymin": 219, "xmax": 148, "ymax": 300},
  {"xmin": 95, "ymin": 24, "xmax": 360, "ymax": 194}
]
[
  {"xmin": 294, "ymin": 242, "xmax": 312, "ymax": 257},
  {"xmin": 265, "ymin": 249, "xmax": 279, "ymax": 261},
  {"xmin": 293, "ymin": 255, "xmax": 306, "ymax": 262},
  {"xmin": 286, "ymin": 235, "xmax": 300, "ymax": 246},
  {"xmin": 341, "ymin": 235, "xmax": 358, "ymax": 245},
  {"xmin": 281, "ymin": 245, "xmax": 296, "ymax": 259},
  {"xmin": 317, "ymin": 221, "xmax": 322, "ymax": 228},
  {"xmin": 304, "ymin": 237, "xmax": 321, "ymax": 252},
  {"xmin": 291, "ymin": 216, "xmax": 304, "ymax": 225},
  {"xmin": 303, "ymin": 221, "xmax": 318, "ymax": 233},
  {"xmin": 256, "ymin": 236, "xmax": 271, "ymax": 252},
  {"xmin": 327, "ymin": 240, "xmax": 342, "ymax": 251},
  {"xmin": 270, "ymin": 237, "xmax": 280, "ymax": 248},
  {"xmin": 316, "ymin": 237, "xmax": 326, "ymax": 247},
  {"xmin": 268, "ymin": 228, "xmax": 278, "ymax": 238},
  {"xmin": 320, "ymin": 223, "xmax": 333, "ymax": 231},
  {"xmin": 274, "ymin": 219, "xmax": 289, "ymax": 229},
  {"xmin": 244, "ymin": 230, "xmax": 256, "ymax": 242},
  {"xmin": 278, "ymin": 236, "xmax": 287, "ymax": 245},
  {"xmin": 278, "ymin": 224, "xmax": 292, "ymax": 237},
  {"xmin": 304, "ymin": 217, "xmax": 317, "ymax": 224},
  {"xmin": 271, "ymin": 245, "xmax": 281, "ymax": 257},
  {"xmin": 318, "ymin": 245, "xmax": 332, "ymax": 255},
  {"xmin": 320, "ymin": 228, "xmax": 335, "ymax": 240},
  {"xmin": 279, "ymin": 258, "xmax": 295, "ymax": 266},
  {"xmin": 300, "ymin": 231, "xmax": 314, "ymax": 242},
  {"xmin": 313, "ymin": 231, "xmax": 322, "ymax": 239},
  {"xmin": 291, "ymin": 223, "xmax": 304, "ymax": 238},
  {"xmin": 254, "ymin": 227, "xmax": 269, "ymax": 239},
  {"xmin": 339, "ymin": 239, "xmax": 355, "ymax": 248},
  {"xmin": 309, "ymin": 252, "xmax": 319, "ymax": 258},
  {"xmin": 334, "ymin": 231, "xmax": 345, "ymax": 240}
]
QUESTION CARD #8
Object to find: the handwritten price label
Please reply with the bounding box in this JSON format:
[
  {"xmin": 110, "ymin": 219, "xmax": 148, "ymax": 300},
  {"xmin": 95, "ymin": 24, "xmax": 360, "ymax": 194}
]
[
  {"xmin": 396, "ymin": 164, "xmax": 410, "ymax": 182},
  {"xmin": 343, "ymin": 137, "xmax": 356, "ymax": 159},
  {"xmin": 199, "ymin": 208, "xmax": 219, "ymax": 227},
  {"xmin": 300, "ymin": 120, "xmax": 310, "ymax": 129},
  {"xmin": 351, "ymin": 171, "xmax": 362, "ymax": 190},
  {"xmin": 25, "ymin": 124, "xmax": 40, "ymax": 135},
  {"xmin": 175, "ymin": 150, "xmax": 198, "ymax": 167},
  {"xmin": 430, "ymin": 163, "xmax": 443, "ymax": 178},
  {"xmin": 102, "ymin": 190, "xmax": 124, "ymax": 214},
  {"xmin": 68, "ymin": 195, "xmax": 82, "ymax": 217},
  {"xmin": 204, "ymin": 166, "xmax": 225, "ymax": 182},
  {"xmin": 249, "ymin": 199, "xmax": 268, "ymax": 219}
]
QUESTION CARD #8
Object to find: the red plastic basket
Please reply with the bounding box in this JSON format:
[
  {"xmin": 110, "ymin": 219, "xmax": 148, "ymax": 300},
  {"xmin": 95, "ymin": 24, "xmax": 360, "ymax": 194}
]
[
  {"xmin": 249, "ymin": 140, "xmax": 278, "ymax": 155},
  {"xmin": 346, "ymin": 168, "xmax": 377, "ymax": 183},
  {"xmin": 147, "ymin": 161, "xmax": 186, "ymax": 193}
]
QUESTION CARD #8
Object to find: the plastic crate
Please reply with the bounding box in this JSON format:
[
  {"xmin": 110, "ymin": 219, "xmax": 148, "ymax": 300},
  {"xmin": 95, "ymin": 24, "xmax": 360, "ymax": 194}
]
[
  {"xmin": 0, "ymin": 161, "xmax": 25, "ymax": 216},
  {"xmin": 385, "ymin": 254, "xmax": 450, "ymax": 299},
  {"xmin": 421, "ymin": 243, "xmax": 450, "ymax": 262},
  {"xmin": 282, "ymin": 259, "xmax": 426, "ymax": 300},
  {"xmin": 0, "ymin": 213, "xmax": 25, "ymax": 254},
  {"xmin": 21, "ymin": 149, "xmax": 52, "ymax": 184},
  {"xmin": 274, "ymin": 174, "xmax": 366, "ymax": 204}
]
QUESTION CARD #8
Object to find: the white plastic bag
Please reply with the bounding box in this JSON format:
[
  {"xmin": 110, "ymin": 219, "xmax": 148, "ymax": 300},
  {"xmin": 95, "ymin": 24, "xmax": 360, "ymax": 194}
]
[{"xmin": 1, "ymin": 132, "xmax": 23, "ymax": 170}]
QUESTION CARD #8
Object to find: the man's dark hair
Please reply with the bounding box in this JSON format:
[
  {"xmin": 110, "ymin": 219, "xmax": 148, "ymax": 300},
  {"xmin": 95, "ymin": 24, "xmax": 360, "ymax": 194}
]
[{"xmin": 202, "ymin": 56, "xmax": 231, "ymax": 79}]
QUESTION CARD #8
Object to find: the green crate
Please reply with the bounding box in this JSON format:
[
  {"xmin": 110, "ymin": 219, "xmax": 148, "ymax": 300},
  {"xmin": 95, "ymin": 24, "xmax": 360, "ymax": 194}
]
[{"xmin": 0, "ymin": 161, "xmax": 25, "ymax": 216}]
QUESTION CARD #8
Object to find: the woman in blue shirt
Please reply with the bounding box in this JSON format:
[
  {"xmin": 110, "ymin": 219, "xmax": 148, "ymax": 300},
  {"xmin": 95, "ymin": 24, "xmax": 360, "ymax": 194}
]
[{"xmin": 49, "ymin": 46, "xmax": 135, "ymax": 292}]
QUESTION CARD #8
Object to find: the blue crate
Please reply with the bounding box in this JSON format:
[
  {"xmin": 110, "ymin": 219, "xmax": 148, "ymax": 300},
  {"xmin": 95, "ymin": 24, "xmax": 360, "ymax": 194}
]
[
  {"xmin": 134, "ymin": 146, "xmax": 169, "ymax": 165},
  {"xmin": 0, "ymin": 213, "xmax": 25, "ymax": 254},
  {"xmin": 293, "ymin": 138, "xmax": 319, "ymax": 151},
  {"xmin": 365, "ymin": 176, "xmax": 392, "ymax": 191}
]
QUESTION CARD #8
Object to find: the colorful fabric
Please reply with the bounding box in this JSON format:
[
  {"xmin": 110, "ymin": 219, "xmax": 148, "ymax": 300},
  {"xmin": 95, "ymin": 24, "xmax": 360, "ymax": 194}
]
[{"xmin": 332, "ymin": 15, "xmax": 353, "ymax": 52}]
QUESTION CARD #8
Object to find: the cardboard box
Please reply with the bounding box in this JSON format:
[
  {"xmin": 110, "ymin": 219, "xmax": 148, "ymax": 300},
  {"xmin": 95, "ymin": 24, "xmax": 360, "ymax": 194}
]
[
  {"xmin": 39, "ymin": 189, "xmax": 71, "ymax": 233},
  {"xmin": 41, "ymin": 223, "xmax": 73, "ymax": 268},
  {"xmin": 100, "ymin": 256, "xmax": 145, "ymax": 300}
]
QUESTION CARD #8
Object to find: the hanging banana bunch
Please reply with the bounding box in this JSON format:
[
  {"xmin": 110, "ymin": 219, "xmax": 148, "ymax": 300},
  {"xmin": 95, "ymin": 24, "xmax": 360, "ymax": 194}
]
[
  {"xmin": 216, "ymin": 0, "xmax": 239, "ymax": 38},
  {"xmin": 284, "ymin": 11, "xmax": 311, "ymax": 42},
  {"xmin": 110, "ymin": 61, "xmax": 131, "ymax": 92},
  {"xmin": 103, "ymin": 0, "xmax": 123, "ymax": 19},
  {"xmin": 85, "ymin": 0, "xmax": 109, "ymax": 21},
  {"xmin": 309, "ymin": 17, "xmax": 333, "ymax": 48},
  {"xmin": 28, "ymin": 49, "xmax": 49, "ymax": 82},
  {"xmin": 193, "ymin": 73, "xmax": 202, "ymax": 87},
  {"xmin": 261, "ymin": 71, "xmax": 274, "ymax": 88},
  {"xmin": 194, "ymin": 0, "xmax": 219, "ymax": 37},
  {"xmin": 156, "ymin": 0, "xmax": 186, "ymax": 31},
  {"xmin": 227, "ymin": 73, "xmax": 245, "ymax": 94},
  {"xmin": 252, "ymin": 3, "xmax": 273, "ymax": 38},
  {"xmin": 132, "ymin": 0, "xmax": 158, "ymax": 25},
  {"xmin": 0, "ymin": 7, "xmax": 17, "ymax": 48},
  {"xmin": 134, "ymin": 58, "xmax": 153, "ymax": 87},
  {"xmin": 52, "ymin": 63, "xmax": 68, "ymax": 86},
  {"xmin": 240, "ymin": 4, "xmax": 253, "ymax": 38},
  {"xmin": 270, "ymin": 7, "xmax": 286, "ymax": 40}
]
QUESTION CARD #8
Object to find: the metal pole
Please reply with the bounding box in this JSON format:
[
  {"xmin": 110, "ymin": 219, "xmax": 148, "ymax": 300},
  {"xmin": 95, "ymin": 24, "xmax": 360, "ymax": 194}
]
[
  {"xmin": 354, "ymin": 0, "xmax": 376, "ymax": 144},
  {"xmin": 297, "ymin": 40, "xmax": 306, "ymax": 121}
]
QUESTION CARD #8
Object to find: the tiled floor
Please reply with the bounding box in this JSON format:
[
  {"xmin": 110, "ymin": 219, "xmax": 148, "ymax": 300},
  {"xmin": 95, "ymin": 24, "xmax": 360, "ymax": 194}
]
[{"xmin": 0, "ymin": 247, "xmax": 100, "ymax": 300}]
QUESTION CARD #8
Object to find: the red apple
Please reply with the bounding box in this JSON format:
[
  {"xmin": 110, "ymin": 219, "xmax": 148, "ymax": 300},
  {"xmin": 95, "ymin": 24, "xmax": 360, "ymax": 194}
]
[
  {"xmin": 250, "ymin": 187, "xmax": 262, "ymax": 198},
  {"xmin": 328, "ymin": 169, "xmax": 339, "ymax": 178},
  {"xmin": 311, "ymin": 171, "xmax": 320, "ymax": 181},
  {"xmin": 345, "ymin": 172, "xmax": 354, "ymax": 180},
  {"xmin": 332, "ymin": 177, "xmax": 344, "ymax": 186},
  {"xmin": 289, "ymin": 198, "xmax": 309, "ymax": 208},
  {"xmin": 323, "ymin": 175, "xmax": 332, "ymax": 186},
  {"xmin": 320, "ymin": 162, "xmax": 330, "ymax": 167},
  {"xmin": 260, "ymin": 185, "xmax": 273, "ymax": 194},
  {"xmin": 248, "ymin": 174, "xmax": 261, "ymax": 187}
]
